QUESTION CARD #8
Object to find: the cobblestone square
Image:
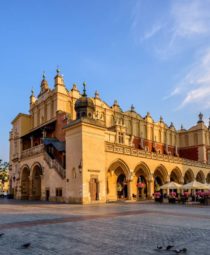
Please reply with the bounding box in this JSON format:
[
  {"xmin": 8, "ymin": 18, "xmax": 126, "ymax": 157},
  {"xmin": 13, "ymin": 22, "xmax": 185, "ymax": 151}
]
[{"xmin": 0, "ymin": 200, "xmax": 210, "ymax": 255}]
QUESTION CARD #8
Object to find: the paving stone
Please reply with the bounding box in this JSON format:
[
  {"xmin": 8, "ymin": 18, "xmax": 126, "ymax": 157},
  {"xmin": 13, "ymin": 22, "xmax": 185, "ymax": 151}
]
[{"xmin": 0, "ymin": 199, "xmax": 210, "ymax": 255}]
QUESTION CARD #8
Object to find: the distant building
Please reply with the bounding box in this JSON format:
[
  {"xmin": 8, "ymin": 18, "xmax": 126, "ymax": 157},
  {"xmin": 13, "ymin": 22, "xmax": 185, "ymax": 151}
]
[{"xmin": 9, "ymin": 70, "xmax": 210, "ymax": 203}]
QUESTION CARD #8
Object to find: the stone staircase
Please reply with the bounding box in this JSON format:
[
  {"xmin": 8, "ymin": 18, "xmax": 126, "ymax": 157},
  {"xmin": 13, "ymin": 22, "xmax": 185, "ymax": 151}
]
[{"xmin": 44, "ymin": 151, "xmax": 66, "ymax": 179}]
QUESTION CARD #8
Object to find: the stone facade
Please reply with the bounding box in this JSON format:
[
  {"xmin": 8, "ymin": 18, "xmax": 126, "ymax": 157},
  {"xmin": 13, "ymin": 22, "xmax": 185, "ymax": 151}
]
[{"xmin": 9, "ymin": 71, "xmax": 210, "ymax": 204}]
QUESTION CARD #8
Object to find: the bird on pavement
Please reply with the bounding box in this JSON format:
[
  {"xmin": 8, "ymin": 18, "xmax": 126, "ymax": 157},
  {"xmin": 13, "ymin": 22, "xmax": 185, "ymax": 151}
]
[
  {"xmin": 0, "ymin": 233, "xmax": 4, "ymax": 238},
  {"xmin": 174, "ymin": 248, "xmax": 187, "ymax": 254},
  {"xmin": 21, "ymin": 243, "xmax": 31, "ymax": 249},
  {"xmin": 166, "ymin": 245, "xmax": 174, "ymax": 250}
]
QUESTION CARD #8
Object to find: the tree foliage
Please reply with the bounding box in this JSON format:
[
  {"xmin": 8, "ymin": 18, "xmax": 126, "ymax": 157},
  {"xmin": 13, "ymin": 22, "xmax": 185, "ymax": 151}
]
[{"xmin": 0, "ymin": 160, "xmax": 9, "ymax": 184}]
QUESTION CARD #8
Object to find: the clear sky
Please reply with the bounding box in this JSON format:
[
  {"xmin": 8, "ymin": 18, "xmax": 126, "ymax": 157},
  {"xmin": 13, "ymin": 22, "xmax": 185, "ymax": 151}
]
[{"xmin": 1, "ymin": 0, "xmax": 210, "ymax": 161}]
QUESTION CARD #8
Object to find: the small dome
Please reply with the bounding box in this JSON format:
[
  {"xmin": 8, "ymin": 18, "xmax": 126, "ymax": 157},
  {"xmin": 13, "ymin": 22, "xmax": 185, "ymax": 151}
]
[
  {"xmin": 75, "ymin": 96, "xmax": 95, "ymax": 111},
  {"xmin": 74, "ymin": 82, "xmax": 95, "ymax": 119}
]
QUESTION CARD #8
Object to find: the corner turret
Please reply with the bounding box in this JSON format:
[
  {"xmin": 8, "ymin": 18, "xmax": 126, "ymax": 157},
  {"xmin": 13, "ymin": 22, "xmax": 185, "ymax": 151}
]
[
  {"xmin": 30, "ymin": 88, "xmax": 36, "ymax": 105},
  {"xmin": 39, "ymin": 72, "xmax": 49, "ymax": 96},
  {"xmin": 54, "ymin": 68, "xmax": 67, "ymax": 94}
]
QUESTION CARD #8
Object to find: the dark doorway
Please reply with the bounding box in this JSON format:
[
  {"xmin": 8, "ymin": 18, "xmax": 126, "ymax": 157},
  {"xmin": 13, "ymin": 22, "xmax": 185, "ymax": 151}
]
[
  {"xmin": 137, "ymin": 175, "xmax": 147, "ymax": 199},
  {"xmin": 117, "ymin": 174, "xmax": 128, "ymax": 199},
  {"xmin": 90, "ymin": 178, "xmax": 99, "ymax": 201},
  {"xmin": 46, "ymin": 189, "xmax": 50, "ymax": 201}
]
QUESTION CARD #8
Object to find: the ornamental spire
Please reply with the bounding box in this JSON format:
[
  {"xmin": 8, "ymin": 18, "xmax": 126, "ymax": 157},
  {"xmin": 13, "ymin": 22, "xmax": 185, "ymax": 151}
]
[
  {"xmin": 56, "ymin": 66, "xmax": 61, "ymax": 76},
  {"xmin": 82, "ymin": 82, "xmax": 87, "ymax": 97},
  {"xmin": 198, "ymin": 112, "xmax": 204, "ymax": 123},
  {"xmin": 131, "ymin": 104, "xmax": 135, "ymax": 112},
  {"xmin": 42, "ymin": 71, "xmax": 46, "ymax": 80},
  {"xmin": 31, "ymin": 87, "xmax": 34, "ymax": 96}
]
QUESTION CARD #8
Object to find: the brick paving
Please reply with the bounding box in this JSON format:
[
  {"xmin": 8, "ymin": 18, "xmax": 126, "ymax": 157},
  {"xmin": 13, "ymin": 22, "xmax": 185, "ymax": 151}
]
[{"xmin": 0, "ymin": 199, "xmax": 210, "ymax": 255}]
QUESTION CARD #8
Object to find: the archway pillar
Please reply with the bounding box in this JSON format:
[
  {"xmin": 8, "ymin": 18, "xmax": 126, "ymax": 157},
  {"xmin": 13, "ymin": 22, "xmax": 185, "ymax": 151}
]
[
  {"xmin": 166, "ymin": 175, "xmax": 170, "ymax": 195},
  {"xmin": 166, "ymin": 175, "xmax": 170, "ymax": 183},
  {"xmin": 147, "ymin": 174, "xmax": 154, "ymax": 199},
  {"xmin": 28, "ymin": 176, "xmax": 33, "ymax": 200},
  {"xmin": 40, "ymin": 174, "xmax": 44, "ymax": 200},
  {"xmin": 127, "ymin": 171, "xmax": 133, "ymax": 200},
  {"xmin": 180, "ymin": 176, "xmax": 184, "ymax": 185}
]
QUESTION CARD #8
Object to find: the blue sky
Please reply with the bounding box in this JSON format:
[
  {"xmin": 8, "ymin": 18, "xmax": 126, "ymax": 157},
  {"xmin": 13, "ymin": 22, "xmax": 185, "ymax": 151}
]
[{"xmin": 1, "ymin": 0, "xmax": 210, "ymax": 161}]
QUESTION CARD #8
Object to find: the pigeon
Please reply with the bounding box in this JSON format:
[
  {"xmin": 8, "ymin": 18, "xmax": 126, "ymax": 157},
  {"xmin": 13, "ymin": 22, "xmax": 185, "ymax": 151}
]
[
  {"xmin": 174, "ymin": 250, "xmax": 182, "ymax": 254},
  {"xmin": 0, "ymin": 233, "xmax": 4, "ymax": 237},
  {"xmin": 182, "ymin": 248, "xmax": 187, "ymax": 253},
  {"xmin": 21, "ymin": 243, "xmax": 31, "ymax": 249},
  {"xmin": 166, "ymin": 245, "xmax": 174, "ymax": 250},
  {"xmin": 173, "ymin": 248, "xmax": 187, "ymax": 254},
  {"xmin": 157, "ymin": 246, "xmax": 163, "ymax": 250}
]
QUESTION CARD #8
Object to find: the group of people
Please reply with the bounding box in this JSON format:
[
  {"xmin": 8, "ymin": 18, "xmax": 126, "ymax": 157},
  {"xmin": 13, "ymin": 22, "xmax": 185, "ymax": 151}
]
[{"xmin": 154, "ymin": 190, "xmax": 210, "ymax": 204}]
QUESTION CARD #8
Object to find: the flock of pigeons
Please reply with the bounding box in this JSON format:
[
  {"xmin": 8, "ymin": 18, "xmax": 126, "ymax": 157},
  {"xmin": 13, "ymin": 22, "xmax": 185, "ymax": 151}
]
[
  {"xmin": 0, "ymin": 233, "xmax": 31, "ymax": 249},
  {"xmin": 156, "ymin": 245, "xmax": 187, "ymax": 254},
  {"xmin": 1, "ymin": 232, "xmax": 188, "ymax": 253}
]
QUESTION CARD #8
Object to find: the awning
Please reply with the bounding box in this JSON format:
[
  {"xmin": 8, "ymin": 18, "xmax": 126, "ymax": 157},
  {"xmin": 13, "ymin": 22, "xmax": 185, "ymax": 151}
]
[
  {"xmin": 43, "ymin": 138, "xmax": 65, "ymax": 152},
  {"xmin": 160, "ymin": 182, "xmax": 183, "ymax": 189}
]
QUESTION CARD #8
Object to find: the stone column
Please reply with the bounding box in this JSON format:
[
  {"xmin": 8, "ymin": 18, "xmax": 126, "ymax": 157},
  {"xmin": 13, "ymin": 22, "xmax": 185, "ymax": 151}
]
[
  {"xmin": 127, "ymin": 172, "xmax": 134, "ymax": 200},
  {"xmin": 147, "ymin": 175, "xmax": 154, "ymax": 199},
  {"xmin": 166, "ymin": 175, "xmax": 170, "ymax": 195},
  {"xmin": 180, "ymin": 176, "xmax": 184, "ymax": 195},
  {"xmin": 28, "ymin": 176, "xmax": 33, "ymax": 200},
  {"xmin": 40, "ymin": 173, "xmax": 45, "ymax": 201},
  {"xmin": 30, "ymin": 136, "xmax": 34, "ymax": 148},
  {"xmin": 127, "ymin": 180, "xmax": 133, "ymax": 200}
]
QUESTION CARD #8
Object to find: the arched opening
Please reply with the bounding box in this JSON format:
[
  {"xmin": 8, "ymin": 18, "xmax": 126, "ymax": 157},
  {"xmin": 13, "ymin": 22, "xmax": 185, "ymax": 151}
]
[
  {"xmin": 170, "ymin": 168, "xmax": 182, "ymax": 183},
  {"xmin": 207, "ymin": 173, "xmax": 210, "ymax": 184},
  {"xmin": 136, "ymin": 175, "xmax": 147, "ymax": 199},
  {"xmin": 117, "ymin": 173, "xmax": 128, "ymax": 199},
  {"xmin": 20, "ymin": 166, "xmax": 30, "ymax": 200},
  {"xmin": 154, "ymin": 165, "xmax": 168, "ymax": 192},
  {"xmin": 154, "ymin": 176, "xmax": 163, "ymax": 192},
  {"xmin": 196, "ymin": 170, "xmax": 205, "ymax": 184},
  {"xmin": 31, "ymin": 164, "xmax": 42, "ymax": 200},
  {"xmin": 134, "ymin": 163, "xmax": 151, "ymax": 200},
  {"xmin": 107, "ymin": 159, "xmax": 130, "ymax": 201},
  {"xmin": 184, "ymin": 169, "xmax": 194, "ymax": 184}
]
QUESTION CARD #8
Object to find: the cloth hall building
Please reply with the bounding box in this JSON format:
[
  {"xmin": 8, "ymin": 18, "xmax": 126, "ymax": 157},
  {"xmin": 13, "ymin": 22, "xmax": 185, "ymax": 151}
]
[{"xmin": 9, "ymin": 70, "xmax": 210, "ymax": 203}]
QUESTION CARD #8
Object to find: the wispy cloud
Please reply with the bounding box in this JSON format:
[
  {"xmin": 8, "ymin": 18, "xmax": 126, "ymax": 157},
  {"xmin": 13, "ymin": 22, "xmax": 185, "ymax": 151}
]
[
  {"xmin": 171, "ymin": 0, "xmax": 210, "ymax": 38},
  {"xmin": 131, "ymin": 0, "xmax": 210, "ymax": 109},
  {"xmin": 141, "ymin": 24, "xmax": 162, "ymax": 41},
  {"xmin": 170, "ymin": 48, "xmax": 210, "ymax": 109},
  {"xmin": 131, "ymin": 0, "xmax": 210, "ymax": 57}
]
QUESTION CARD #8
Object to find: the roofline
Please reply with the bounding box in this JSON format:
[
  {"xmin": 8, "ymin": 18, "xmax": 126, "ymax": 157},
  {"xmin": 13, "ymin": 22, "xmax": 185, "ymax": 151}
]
[{"xmin": 11, "ymin": 113, "xmax": 31, "ymax": 124}]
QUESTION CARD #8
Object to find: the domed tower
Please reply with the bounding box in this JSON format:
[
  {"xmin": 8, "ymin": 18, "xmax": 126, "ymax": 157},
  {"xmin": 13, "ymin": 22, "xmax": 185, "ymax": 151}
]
[{"xmin": 75, "ymin": 82, "xmax": 95, "ymax": 119}]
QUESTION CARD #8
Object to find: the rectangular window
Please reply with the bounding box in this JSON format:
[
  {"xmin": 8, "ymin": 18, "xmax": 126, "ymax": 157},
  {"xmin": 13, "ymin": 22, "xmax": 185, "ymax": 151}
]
[
  {"xmin": 208, "ymin": 152, "xmax": 210, "ymax": 165},
  {"xmin": 56, "ymin": 188, "xmax": 62, "ymax": 197},
  {"xmin": 118, "ymin": 133, "xmax": 124, "ymax": 144}
]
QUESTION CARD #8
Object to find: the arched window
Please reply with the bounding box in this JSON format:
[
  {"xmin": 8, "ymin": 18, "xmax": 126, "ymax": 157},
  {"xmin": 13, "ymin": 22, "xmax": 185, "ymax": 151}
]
[
  {"xmin": 185, "ymin": 134, "xmax": 189, "ymax": 147},
  {"xmin": 159, "ymin": 130, "xmax": 161, "ymax": 143},
  {"xmin": 194, "ymin": 133, "xmax": 198, "ymax": 145}
]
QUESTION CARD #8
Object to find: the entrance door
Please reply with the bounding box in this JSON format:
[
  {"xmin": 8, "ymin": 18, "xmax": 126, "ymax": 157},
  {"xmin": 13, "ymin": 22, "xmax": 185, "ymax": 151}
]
[
  {"xmin": 90, "ymin": 178, "xmax": 98, "ymax": 201},
  {"xmin": 46, "ymin": 189, "xmax": 50, "ymax": 201}
]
